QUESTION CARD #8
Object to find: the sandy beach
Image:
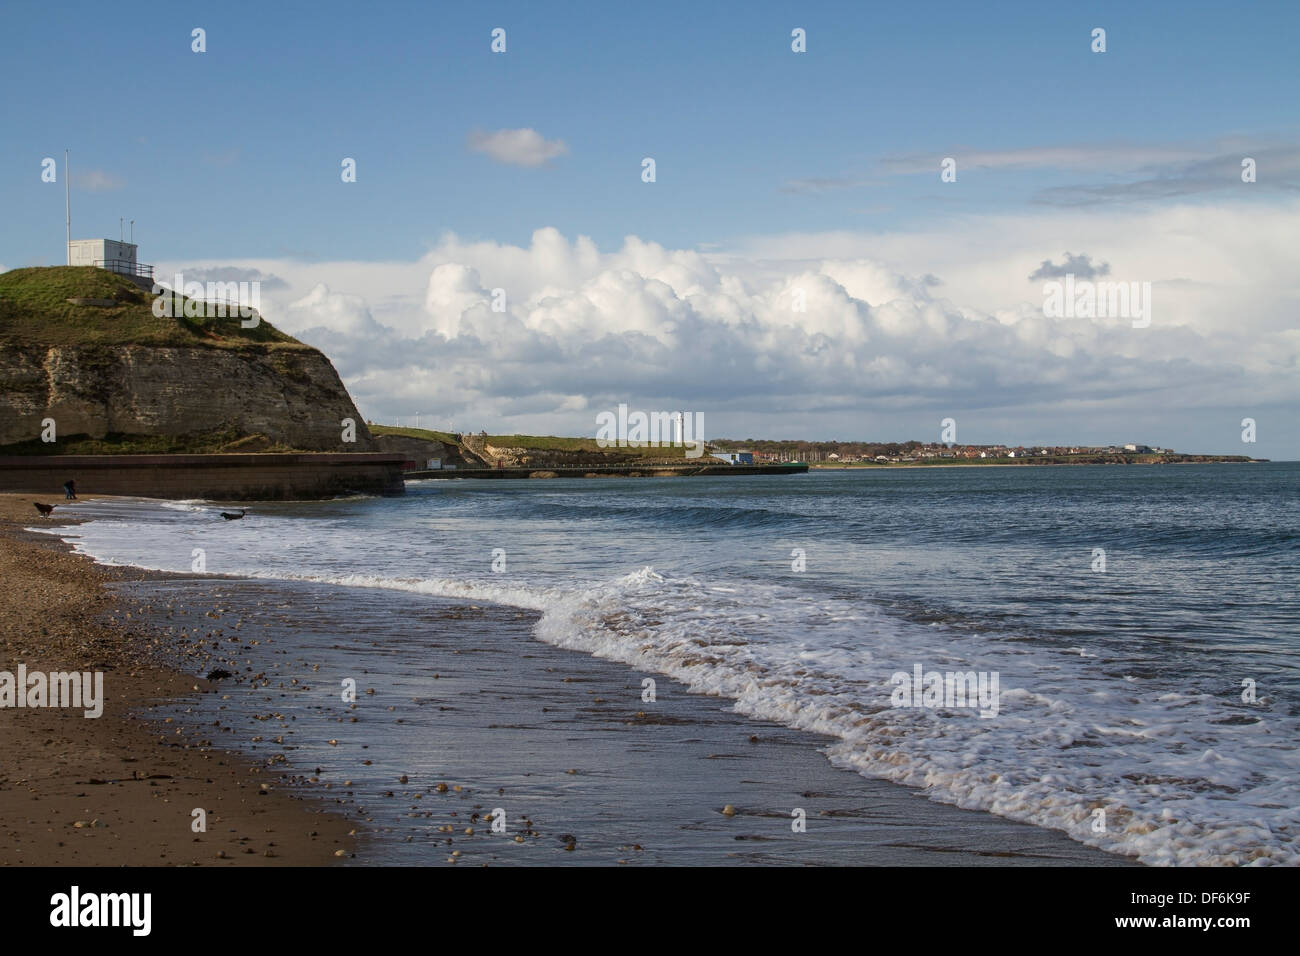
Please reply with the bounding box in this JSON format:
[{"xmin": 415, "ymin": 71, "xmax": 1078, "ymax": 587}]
[
  {"xmin": 0, "ymin": 492, "xmax": 1141, "ymax": 866},
  {"xmin": 118, "ymin": 574, "xmax": 1134, "ymax": 866},
  {"xmin": 0, "ymin": 494, "xmax": 355, "ymax": 865}
]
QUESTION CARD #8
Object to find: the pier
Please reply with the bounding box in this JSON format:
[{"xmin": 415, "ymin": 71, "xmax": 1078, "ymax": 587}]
[{"xmin": 404, "ymin": 461, "xmax": 809, "ymax": 480}]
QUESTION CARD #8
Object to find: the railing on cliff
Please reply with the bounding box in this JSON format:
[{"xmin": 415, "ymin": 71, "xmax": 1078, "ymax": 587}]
[{"xmin": 94, "ymin": 259, "xmax": 154, "ymax": 279}]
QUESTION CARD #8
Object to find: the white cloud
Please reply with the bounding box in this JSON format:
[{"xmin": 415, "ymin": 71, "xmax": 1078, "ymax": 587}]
[
  {"xmin": 153, "ymin": 204, "xmax": 1300, "ymax": 456},
  {"xmin": 72, "ymin": 169, "xmax": 124, "ymax": 191},
  {"xmin": 467, "ymin": 128, "xmax": 568, "ymax": 167},
  {"xmin": 874, "ymin": 141, "xmax": 1300, "ymax": 205},
  {"xmin": 879, "ymin": 144, "xmax": 1208, "ymax": 174}
]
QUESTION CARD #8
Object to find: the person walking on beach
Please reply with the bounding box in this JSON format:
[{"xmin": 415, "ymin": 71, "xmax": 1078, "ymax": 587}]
[{"xmin": 63, "ymin": 479, "xmax": 77, "ymax": 500}]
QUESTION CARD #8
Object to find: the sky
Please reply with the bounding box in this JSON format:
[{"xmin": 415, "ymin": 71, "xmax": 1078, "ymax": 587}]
[{"xmin": 2, "ymin": 0, "xmax": 1297, "ymax": 457}]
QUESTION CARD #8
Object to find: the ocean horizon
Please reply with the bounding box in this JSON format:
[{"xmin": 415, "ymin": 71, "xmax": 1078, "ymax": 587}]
[{"xmin": 39, "ymin": 461, "xmax": 1300, "ymax": 866}]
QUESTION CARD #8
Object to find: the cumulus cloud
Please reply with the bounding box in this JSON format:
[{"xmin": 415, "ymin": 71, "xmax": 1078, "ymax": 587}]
[
  {"xmin": 1028, "ymin": 253, "xmax": 1110, "ymax": 281},
  {"xmin": 161, "ymin": 202, "xmax": 1300, "ymax": 454},
  {"xmin": 467, "ymin": 128, "xmax": 568, "ymax": 167},
  {"xmin": 170, "ymin": 266, "xmax": 288, "ymax": 290}
]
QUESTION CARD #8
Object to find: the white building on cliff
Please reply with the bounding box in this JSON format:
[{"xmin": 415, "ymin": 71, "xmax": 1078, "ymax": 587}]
[{"xmin": 67, "ymin": 238, "xmax": 151, "ymax": 280}]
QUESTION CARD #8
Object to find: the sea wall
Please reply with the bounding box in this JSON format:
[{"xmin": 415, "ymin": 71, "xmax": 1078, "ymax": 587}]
[
  {"xmin": 404, "ymin": 462, "xmax": 809, "ymax": 480},
  {"xmin": 0, "ymin": 453, "xmax": 406, "ymax": 500}
]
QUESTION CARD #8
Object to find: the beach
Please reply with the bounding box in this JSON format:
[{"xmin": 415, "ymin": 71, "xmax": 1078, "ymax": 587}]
[
  {"xmin": 115, "ymin": 576, "xmax": 1133, "ymax": 865},
  {"xmin": 0, "ymin": 494, "xmax": 355, "ymax": 865},
  {"xmin": 1, "ymin": 491, "xmax": 1140, "ymax": 866},
  {"xmin": 11, "ymin": 466, "xmax": 1298, "ymax": 867},
  {"xmin": 9, "ymin": 465, "xmax": 1297, "ymax": 866}
]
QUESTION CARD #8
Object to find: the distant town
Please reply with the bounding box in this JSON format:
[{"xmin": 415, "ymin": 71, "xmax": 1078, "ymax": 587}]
[{"xmin": 704, "ymin": 440, "xmax": 1262, "ymax": 466}]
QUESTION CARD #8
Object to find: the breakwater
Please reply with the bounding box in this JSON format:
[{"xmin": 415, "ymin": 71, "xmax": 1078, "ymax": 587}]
[
  {"xmin": 403, "ymin": 462, "xmax": 809, "ymax": 480},
  {"xmin": 0, "ymin": 453, "xmax": 406, "ymax": 500}
]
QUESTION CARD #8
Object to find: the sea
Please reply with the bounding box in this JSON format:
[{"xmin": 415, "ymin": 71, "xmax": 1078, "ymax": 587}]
[{"xmin": 38, "ymin": 462, "xmax": 1300, "ymax": 866}]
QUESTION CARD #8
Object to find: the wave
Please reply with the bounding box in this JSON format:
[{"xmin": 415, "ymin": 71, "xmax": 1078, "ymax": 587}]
[
  {"xmin": 38, "ymin": 499, "xmax": 1300, "ymax": 867},
  {"xmin": 169, "ymin": 564, "xmax": 1297, "ymax": 868},
  {"xmin": 499, "ymin": 498, "xmax": 810, "ymax": 532},
  {"xmin": 158, "ymin": 499, "xmax": 212, "ymax": 512}
]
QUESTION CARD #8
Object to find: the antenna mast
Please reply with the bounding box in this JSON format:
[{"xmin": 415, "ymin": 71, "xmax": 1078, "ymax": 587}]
[{"xmin": 64, "ymin": 149, "xmax": 70, "ymax": 264}]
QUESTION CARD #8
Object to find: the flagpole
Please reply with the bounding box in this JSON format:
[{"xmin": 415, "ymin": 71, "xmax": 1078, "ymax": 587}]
[{"xmin": 64, "ymin": 149, "xmax": 70, "ymax": 264}]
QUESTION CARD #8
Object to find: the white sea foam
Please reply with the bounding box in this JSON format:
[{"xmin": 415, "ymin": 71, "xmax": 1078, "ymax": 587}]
[
  {"xmin": 35, "ymin": 498, "xmax": 1300, "ymax": 867},
  {"xmin": 158, "ymin": 499, "xmax": 211, "ymax": 512}
]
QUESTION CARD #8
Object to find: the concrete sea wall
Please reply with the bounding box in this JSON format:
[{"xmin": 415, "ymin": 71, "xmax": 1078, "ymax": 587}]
[
  {"xmin": 404, "ymin": 462, "xmax": 810, "ymax": 480},
  {"xmin": 0, "ymin": 453, "xmax": 406, "ymax": 500}
]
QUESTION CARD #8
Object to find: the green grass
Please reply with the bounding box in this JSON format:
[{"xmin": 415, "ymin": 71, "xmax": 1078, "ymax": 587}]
[
  {"xmin": 0, "ymin": 266, "xmax": 305, "ymax": 349},
  {"xmin": 478, "ymin": 433, "xmax": 697, "ymax": 458},
  {"xmin": 369, "ymin": 425, "xmax": 699, "ymax": 459},
  {"xmin": 0, "ymin": 428, "xmax": 303, "ymax": 456},
  {"xmin": 368, "ymin": 425, "xmax": 458, "ymax": 444}
]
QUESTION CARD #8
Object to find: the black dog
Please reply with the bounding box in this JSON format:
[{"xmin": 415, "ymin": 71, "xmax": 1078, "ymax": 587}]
[{"xmin": 220, "ymin": 509, "xmax": 247, "ymax": 520}]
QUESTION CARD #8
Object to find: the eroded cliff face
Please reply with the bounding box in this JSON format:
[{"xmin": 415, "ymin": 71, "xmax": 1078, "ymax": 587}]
[{"xmin": 0, "ymin": 343, "xmax": 376, "ymax": 451}]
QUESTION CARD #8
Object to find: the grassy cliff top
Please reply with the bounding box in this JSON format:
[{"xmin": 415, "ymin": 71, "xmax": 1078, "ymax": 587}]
[
  {"xmin": 369, "ymin": 425, "xmax": 459, "ymax": 444},
  {"xmin": 0, "ymin": 266, "xmax": 305, "ymax": 349},
  {"xmin": 368, "ymin": 425, "xmax": 700, "ymax": 458}
]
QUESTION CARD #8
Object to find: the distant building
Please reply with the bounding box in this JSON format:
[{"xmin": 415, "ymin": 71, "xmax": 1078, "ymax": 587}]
[
  {"xmin": 711, "ymin": 451, "xmax": 754, "ymax": 465},
  {"xmin": 67, "ymin": 238, "xmax": 153, "ymax": 280}
]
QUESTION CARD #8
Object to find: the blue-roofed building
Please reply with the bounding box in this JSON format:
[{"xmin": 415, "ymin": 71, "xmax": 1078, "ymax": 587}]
[{"xmin": 711, "ymin": 451, "xmax": 753, "ymax": 465}]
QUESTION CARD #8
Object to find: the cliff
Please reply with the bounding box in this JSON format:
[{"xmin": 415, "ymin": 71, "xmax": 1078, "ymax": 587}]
[
  {"xmin": 369, "ymin": 431, "xmax": 478, "ymax": 468},
  {"xmin": 0, "ymin": 266, "xmax": 376, "ymax": 453}
]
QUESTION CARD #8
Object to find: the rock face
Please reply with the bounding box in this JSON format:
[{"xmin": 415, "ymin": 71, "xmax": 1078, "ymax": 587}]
[{"xmin": 0, "ymin": 344, "xmax": 376, "ymax": 451}]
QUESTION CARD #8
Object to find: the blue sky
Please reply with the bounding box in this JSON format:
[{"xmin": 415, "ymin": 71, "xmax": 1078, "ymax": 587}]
[
  {"xmin": 4, "ymin": 0, "xmax": 1295, "ymax": 260},
  {"xmin": 3, "ymin": 1, "xmax": 1298, "ymax": 456}
]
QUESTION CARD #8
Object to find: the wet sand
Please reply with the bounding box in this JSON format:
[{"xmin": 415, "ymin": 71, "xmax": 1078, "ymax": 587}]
[
  {"xmin": 4, "ymin": 492, "xmax": 1135, "ymax": 866},
  {"xmin": 0, "ymin": 494, "xmax": 355, "ymax": 866},
  {"xmin": 121, "ymin": 574, "xmax": 1135, "ymax": 866}
]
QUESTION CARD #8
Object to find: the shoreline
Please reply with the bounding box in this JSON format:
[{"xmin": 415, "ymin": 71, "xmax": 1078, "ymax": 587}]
[
  {"xmin": 12, "ymin": 493, "xmax": 1135, "ymax": 866},
  {"xmin": 0, "ymin": 494, "xmax": 357, "ymax": 866},
  {"xmin": 116, "ymin": 575, "xmax": 1135, "ymax": 865},
  {"xmin": 808, "ymin": 459, "xmax": 1269, "ymax": 470}
]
